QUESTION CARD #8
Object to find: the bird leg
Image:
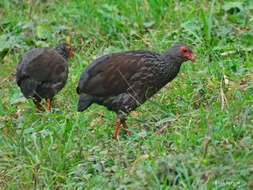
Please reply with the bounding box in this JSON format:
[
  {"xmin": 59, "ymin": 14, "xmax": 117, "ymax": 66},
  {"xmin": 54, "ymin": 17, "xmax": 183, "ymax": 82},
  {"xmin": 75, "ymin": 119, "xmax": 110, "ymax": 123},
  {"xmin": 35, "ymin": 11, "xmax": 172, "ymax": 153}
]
[
  {"xmin": 46, "ymin": 98, "xmax": 51, "ymax": 110},
  {"xmin": 112, "ymin": 118, "xmax": 121, "ymax": 139},
  {"xmin": 35, "ymin": 103, "xmax": 43, "ymax": 112},
  {"xmin": 112, "ymin": 119, "xmax": 131, "ymax": 139},
  {"xmin": 33, "ymin": 97, "xmax": 43, "ymax": 112},
  {"xmin": 122, "ymin": 121, "xmax": 131, "ymax": 136}
]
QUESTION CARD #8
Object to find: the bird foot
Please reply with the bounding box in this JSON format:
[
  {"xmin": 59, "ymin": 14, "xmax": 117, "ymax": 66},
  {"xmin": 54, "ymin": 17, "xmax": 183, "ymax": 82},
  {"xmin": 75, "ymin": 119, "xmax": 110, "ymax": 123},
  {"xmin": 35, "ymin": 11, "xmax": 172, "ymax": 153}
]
[
  {"xmin": 112, "ymin": 119, "xmax": 131, "ymax": 139},
  {"xmin": 122, "ymin": 120, "xmax": 131, "ymax": 136}
]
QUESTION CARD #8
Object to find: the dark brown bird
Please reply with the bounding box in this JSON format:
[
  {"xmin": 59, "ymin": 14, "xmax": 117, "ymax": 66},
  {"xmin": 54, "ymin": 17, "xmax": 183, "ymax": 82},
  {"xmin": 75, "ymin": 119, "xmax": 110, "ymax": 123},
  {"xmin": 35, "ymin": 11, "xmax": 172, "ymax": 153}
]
[
  {"xmin": 16, "ymin": 43, "xmax": 74, "ymax": 110},
  {"xmin": 77, "ymin": 44, "xmax": 195, "ymax": 139}
]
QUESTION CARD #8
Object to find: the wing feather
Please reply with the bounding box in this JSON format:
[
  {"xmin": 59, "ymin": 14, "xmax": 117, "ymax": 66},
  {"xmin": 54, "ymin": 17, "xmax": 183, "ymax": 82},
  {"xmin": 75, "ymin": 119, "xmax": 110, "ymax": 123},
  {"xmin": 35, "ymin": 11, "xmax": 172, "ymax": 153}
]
[{"xmin": 78, "ymin": 51, "xmax": 152, "ymax": 97}]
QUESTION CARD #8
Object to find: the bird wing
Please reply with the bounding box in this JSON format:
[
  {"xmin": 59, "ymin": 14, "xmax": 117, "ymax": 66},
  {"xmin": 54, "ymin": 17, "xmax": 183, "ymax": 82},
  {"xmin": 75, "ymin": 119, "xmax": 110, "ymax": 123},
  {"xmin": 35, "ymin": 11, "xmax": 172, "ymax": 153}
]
[{"xmin": 77, "ymin": 51, "xmax": 154, "ymax": 97}]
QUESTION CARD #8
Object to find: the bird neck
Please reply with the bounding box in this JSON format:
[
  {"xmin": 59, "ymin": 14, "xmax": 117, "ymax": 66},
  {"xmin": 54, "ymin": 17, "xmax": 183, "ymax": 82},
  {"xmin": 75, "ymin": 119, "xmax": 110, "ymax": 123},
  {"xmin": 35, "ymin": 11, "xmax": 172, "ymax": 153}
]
[
  {"xmin": 54, "ymin": 47, "xmax": 69, "ymax": 60},
  {"xmin": 156, "ymin": 53, "xmax": 182, "ymax": 85}
]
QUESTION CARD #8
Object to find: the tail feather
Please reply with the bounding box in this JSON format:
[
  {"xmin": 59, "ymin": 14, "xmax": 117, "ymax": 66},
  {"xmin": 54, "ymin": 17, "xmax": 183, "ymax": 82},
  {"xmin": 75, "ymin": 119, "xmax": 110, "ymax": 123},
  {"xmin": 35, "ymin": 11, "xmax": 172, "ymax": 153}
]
[
  {"xmin": 20, "ymin": 78, "xmax": 40, "ymax": 98},
  {"xmin": 77, "ymin": 93, "xmax": 94, "ymax": 112}
]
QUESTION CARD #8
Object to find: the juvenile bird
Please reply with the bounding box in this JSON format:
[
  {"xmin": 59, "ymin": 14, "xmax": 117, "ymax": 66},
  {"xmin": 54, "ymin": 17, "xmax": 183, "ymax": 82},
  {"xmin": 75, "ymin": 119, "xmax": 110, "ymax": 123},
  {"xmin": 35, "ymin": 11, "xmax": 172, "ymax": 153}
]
[
  {"xmin": 16, "ymin": 43, "xmax": 74, "ymax": 110},
  {"xmin": 77, "ymin": 44, "xmax": 195, "ymax": 139}
]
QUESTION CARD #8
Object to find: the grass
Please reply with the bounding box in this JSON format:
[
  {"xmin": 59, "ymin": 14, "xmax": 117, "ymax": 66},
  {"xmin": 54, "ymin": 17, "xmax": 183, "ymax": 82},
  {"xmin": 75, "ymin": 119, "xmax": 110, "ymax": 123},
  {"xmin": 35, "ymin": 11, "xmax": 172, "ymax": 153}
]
[{"xmin": 0, "ymin": 0, "xmax": 253, "ymax": 189}]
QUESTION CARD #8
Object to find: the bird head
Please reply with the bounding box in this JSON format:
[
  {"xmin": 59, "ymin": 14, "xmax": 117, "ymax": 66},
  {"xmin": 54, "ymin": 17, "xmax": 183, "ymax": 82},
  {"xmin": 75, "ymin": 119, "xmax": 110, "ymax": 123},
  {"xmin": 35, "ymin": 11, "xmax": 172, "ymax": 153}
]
[
  {"xmin": 164, "ymin": 44, "xmax": 195, "ymax": 63},
  {"xmin": 65, "ymin": 45, "xmax": 74, "ymax": 58},
  {"xmin": 179, "ymin": 45, "xmax": 195, "ymax": 62},
  {"xmin": 55, "ymin": 43, "xmax": 74, "ymax": 59}
]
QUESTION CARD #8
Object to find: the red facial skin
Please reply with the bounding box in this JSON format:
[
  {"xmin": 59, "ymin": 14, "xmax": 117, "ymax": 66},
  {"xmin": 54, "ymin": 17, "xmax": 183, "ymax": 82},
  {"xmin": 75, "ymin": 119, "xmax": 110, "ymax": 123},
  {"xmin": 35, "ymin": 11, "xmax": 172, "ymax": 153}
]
[
  {"xmin": 180, "ymin": 46, "xmax": 195, "ymax": 62},
  {"xmin": 66, "ymin": 46, "xmax": 74, "ymax": 58}
]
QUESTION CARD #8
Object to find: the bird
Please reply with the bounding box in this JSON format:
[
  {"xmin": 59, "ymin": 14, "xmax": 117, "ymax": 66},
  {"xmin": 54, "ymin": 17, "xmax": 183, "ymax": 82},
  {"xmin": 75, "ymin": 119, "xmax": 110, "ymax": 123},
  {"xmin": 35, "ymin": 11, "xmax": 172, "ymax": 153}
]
[
  {"xmin": 76, "ymin": 44, "xmax": 195, "ymax": 139},
  {"xmin": 16, "ymin": 43, "xmax": 74, "ymax": 110}
]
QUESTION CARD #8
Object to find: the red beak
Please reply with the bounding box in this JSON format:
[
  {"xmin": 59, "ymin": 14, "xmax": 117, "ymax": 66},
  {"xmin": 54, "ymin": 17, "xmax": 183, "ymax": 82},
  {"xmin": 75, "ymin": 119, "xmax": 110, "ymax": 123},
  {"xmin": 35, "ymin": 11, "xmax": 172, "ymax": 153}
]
[
  {"xmin": 67, "ymin": 46, "xmax": 74, "ymax": 58},
  {"xmin": 189, "ymin": 54, "xmax": 195, "ymax": 62},
  {"xmin": 70, "ymin": 51, "xmax": 74, "ymax": 58}
]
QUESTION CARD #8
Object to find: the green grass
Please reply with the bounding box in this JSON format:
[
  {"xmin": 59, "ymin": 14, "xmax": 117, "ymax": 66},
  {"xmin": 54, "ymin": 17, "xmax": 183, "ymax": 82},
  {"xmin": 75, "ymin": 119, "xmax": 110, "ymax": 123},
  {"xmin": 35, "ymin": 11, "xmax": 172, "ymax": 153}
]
[{"xmin": 1, "ymin": 0, "xmax": 253, "ymax": 189}]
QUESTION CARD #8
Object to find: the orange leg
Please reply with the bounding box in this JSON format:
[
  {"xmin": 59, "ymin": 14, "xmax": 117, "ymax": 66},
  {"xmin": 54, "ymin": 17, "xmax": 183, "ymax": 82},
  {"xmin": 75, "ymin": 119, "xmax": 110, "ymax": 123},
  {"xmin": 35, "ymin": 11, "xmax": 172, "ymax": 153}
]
[
  {"xmin": 112, "ymin": 119, "xmax": 121, "ymax": 139},
  {"xmin": 46, "ymin": 99, "xmax": 51, "ymax": 110},
  {"xmin": 122, "ymin": 121, "xmax": 131, "ymax": 136}
]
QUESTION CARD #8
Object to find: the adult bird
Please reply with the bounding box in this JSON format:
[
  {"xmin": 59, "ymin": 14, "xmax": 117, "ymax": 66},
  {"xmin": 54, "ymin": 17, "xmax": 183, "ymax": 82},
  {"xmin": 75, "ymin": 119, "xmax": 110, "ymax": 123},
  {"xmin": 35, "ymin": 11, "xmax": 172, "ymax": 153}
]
[
  {"xmin": 16, "ymin": 43, "xmax": 74, "ymax": 110},
  {"xmin": 77, "ymin": 44, "xmax": 195, "ymax": 139}
]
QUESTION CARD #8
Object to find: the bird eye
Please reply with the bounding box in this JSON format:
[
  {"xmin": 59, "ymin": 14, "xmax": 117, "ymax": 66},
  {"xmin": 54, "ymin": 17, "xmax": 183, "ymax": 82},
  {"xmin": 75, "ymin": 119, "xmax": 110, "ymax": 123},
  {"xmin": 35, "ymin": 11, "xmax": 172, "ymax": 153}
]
[{"xmin": 183, "ymin": 49, "xmax": 188, "ymax": 53}]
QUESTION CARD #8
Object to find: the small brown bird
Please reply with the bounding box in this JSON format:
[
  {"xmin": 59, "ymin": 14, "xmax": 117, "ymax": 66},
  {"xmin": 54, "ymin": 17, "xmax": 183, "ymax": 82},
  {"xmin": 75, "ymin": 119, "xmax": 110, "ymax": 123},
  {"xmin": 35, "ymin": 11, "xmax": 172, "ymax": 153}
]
[
  {"xmin": 77, "ymin": 44, "xmax": 195, "ymax": 139},
  {"xmin": 16, "ymin": 43, "xmax": 74, "ymax": 110}
]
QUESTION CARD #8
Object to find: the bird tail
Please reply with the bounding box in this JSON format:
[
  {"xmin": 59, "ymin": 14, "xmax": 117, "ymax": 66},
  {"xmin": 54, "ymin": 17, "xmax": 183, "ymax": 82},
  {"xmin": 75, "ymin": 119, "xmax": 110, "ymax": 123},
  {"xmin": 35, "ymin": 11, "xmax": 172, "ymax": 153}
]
[
  {"xmin": 19, "ymin": 78, "xmax": 40, "ymax": 98},
  {"xmin": 77, "ymin": 93, "xmax": 94, "ymax": 112}
]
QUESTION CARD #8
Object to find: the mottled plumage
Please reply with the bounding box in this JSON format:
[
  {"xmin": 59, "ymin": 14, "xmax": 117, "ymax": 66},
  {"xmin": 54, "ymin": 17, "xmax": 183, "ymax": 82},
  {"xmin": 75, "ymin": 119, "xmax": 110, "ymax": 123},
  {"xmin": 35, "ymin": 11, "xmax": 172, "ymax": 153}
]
[{"xmin": 77, "ymin": 44, "xmax": 195, "ymax": 138}]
